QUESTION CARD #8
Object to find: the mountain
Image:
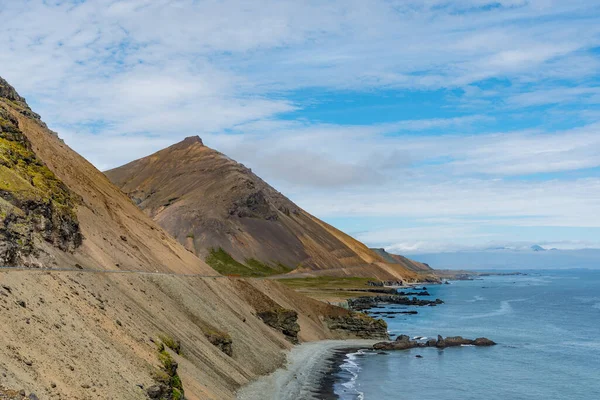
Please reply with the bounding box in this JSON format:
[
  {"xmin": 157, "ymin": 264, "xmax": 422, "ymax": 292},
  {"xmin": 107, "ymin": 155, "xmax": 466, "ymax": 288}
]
[
  {"xmin": 370, "ymin": 248, "xmax": 433, "ymax": 272},
  {"xmin": 531, "ymin": 245, "xmax": 547, "ymax": 252},
  {"xmin": 0, "ymin": 77, "xmax": 387, "ymax": 399},
  {"xmin": 106, "ymin": 137, "xmax": 429, "ymax": 281}
]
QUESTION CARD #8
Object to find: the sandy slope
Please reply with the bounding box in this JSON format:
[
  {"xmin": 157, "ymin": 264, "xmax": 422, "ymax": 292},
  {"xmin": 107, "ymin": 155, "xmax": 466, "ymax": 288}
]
[
  {"xmin": 0, "ymin": 270, "xmax": 372, "ymax": 399},
  {"xmin": 236, "ymin": 340, "xmax": 376, "ymax": 400}
]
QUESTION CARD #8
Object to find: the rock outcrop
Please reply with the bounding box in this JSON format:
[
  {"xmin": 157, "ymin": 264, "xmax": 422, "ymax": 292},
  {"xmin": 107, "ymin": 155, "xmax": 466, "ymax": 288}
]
[
  {"xmin": 256, "ymin": 309, "xmax": 301, "ymax": 344},
  {"xmin": 204, "ymin": 330, "xmax": 233, "ymax": 357},
  {"xmin": 348, "ymin": 295, "xmax": 444, "ymax": 311},
  {"xmin": 0, "ymin": 81, "xmax": 82, "ymax": 265},
  {"xmin": 325, "ymin": 313, "xmax": 389, "ymax": 340},
  {"xmin": 373, "ymin": 334, "xmax": 496, "ymax": 350}
]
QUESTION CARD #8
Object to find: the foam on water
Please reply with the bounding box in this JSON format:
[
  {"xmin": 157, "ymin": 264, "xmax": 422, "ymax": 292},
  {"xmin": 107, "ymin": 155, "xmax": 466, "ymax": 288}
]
[{"xmin": 336, "ymin": 351, "xmax": 366, "ymax": 400}]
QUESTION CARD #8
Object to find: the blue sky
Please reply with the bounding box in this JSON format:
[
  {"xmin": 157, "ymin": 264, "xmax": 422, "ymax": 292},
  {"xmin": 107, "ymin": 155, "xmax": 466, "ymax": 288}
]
[{"xmin": 1, "ymin": 0, "xmax": 600, "ymax": 253}]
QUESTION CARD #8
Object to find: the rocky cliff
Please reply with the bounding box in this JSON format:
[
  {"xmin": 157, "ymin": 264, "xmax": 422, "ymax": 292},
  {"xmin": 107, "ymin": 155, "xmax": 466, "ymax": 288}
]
[{"xmin": 0, "ymin": 78, "xmax": 82, "ymax": 266}]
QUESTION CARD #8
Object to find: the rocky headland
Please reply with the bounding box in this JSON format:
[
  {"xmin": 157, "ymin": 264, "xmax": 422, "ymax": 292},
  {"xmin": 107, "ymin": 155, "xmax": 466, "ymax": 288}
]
[{"xmin": 347, "ymin": 295, "xmax": 444, "ymax": 311}]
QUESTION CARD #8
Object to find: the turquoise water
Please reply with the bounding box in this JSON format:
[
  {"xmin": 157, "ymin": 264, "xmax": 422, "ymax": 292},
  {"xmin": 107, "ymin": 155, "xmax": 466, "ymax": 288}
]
[{"xmin": 334, "ymin": 270, "xmax": 600, "ymax": 400}]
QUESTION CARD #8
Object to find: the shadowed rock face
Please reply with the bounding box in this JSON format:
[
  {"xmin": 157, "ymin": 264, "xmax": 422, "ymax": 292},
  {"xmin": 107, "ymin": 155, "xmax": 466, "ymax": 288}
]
[
  {"xmin": 257, "ymin": 309, "xmax": 301, "ymax": 344},
  {"xmin": 325, "ymin": 313, "xmax": 389, "ymax": 340},
  {"xmin": 105, "ymin": 137, "xmax": 426, "ymax": 280}
]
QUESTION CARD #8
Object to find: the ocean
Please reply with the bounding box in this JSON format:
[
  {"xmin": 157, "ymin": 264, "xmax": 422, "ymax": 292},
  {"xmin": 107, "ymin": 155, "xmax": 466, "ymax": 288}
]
[{"xmin": 333, "ymin": 270, "xmax": 600, "ymax": 400}]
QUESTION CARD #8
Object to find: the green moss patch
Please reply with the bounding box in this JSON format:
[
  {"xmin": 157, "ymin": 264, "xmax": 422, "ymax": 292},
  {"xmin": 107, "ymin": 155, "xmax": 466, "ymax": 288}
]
[
  {"xmin": 205, "ymin": 247, "xmax": 292, "ymax": 277},
  {"xmin": 0, "ymin": 102, "xmax": 82, "ymax": 264}
]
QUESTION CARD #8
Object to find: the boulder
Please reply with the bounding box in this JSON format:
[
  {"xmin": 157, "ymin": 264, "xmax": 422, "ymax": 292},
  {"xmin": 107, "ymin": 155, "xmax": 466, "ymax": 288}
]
[
  {"xmin": 374, "ymin": 334, "xmax": 497, "ymax": 351},
  {"xmin": 473, "ymin": 337, "xmax": 496, "ymax": 346}
]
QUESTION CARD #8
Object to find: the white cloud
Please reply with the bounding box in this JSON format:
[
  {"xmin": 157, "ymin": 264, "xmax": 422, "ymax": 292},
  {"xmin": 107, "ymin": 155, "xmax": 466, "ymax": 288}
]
[{"xmin": 1, "ymin": 0, "xmax": 600, "ymax": 252}]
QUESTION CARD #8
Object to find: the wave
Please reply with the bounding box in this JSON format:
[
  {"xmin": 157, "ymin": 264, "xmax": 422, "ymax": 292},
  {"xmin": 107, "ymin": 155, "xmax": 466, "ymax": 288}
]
[
  {"xmin": 593, "ymin": 303, "xmax": 600, "ymax": 310},
  {"xmin": 461, "ymin": 299, "xmax": 526, "ymax": 319},
  {"xmin": 466, "ymin": 295, "xmax": 486, "ymax": 303},
  {"xmin": 336, "ymin": 351, "xmax": 366, "ymax": 400}
]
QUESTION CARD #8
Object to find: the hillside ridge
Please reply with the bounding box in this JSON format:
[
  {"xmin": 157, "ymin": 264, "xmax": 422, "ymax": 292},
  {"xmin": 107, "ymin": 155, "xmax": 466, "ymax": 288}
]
[{"xmin": 106, "ymin": 137, "xmax": 428, "ymax": 281}]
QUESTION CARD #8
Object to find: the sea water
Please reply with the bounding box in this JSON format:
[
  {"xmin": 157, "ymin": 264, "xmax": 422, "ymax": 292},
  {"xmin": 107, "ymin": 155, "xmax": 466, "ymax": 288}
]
[{"xmin": 333, "ymin": 270, "xmax": 600, "ymax": 400}]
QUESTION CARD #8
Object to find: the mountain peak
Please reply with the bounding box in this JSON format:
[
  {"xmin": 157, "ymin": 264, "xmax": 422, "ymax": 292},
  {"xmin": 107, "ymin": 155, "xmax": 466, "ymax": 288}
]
[{"xmin": 180, "ymin": 135, "xmax": 204, "ymax": 147}]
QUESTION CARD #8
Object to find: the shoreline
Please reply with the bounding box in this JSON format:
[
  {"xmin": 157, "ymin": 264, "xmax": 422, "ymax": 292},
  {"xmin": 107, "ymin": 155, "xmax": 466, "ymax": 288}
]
[{"xmin": 236, "ymin": 340, "xmax": 376, "ymax": 400}]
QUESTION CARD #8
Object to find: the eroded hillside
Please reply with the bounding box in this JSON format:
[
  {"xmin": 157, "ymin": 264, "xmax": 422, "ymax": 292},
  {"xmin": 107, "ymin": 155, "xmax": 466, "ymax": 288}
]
[{"xmin": 0, "ymin": 77, "xmax": 387, "ymax": 399}]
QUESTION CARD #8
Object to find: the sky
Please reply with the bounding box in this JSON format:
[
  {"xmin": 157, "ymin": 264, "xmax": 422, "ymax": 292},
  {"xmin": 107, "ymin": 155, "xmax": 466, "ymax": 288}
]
[{"xmin": 1, "ymin": 0, "xmax": 600, "ymax": 254}]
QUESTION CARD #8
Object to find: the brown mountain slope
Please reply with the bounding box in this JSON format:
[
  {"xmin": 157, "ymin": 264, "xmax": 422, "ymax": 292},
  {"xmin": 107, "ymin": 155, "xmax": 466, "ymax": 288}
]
[
  {"xmin": 371, "ymin": 248, "xmax": 433, "ymax": 272},
  {"xmin": 105, "ymin": 136, "xmax": 424, "ymax": 281},
  {"xmin": 0, "ymin": 77, "xmax": 387, "ymax": 399},
  {"xmin": 0, "ymin": 77, "xmax": 213, "ymax": 273}
]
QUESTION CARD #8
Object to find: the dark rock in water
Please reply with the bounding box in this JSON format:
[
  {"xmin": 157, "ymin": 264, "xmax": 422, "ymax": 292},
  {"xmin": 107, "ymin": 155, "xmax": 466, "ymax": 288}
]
[
  {"xmin": 397, "ymin": 291, "xmax": 430, "ymax": 296},
  {"xmin": 373, "ymin": 334, "xmax": 496, "ymax": 351},
  {"xmin": 396, "ymin": 335, "xmax": 411, "ymax": 342},
  {"xmin": 377, "ymin": 352, "xmax": 389, "ymax": 355},
  {"xmin": 415, "ymin": 354, "xmax": 423, "ymax": 358},
  {"xmin": 348, "ymin": 295, "xmax": 444, "ymax": 311},
  {"xmin": 473, "ymin": 337, "xmax": 496, "ymax": 346}
]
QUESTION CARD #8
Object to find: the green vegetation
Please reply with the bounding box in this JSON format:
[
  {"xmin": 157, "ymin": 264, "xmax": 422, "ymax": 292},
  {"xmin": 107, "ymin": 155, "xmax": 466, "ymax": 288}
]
[
  {"xmin": 205, "ymin": 247, "xmax": 293, "ymax": 277},
  {"xmin": 158, "ymin": 334, "xmax": 181, "ymax": 355},
  {"xmin": 278, "ymin": 276, "xmax": 373, "ymax": 289},
  {"xmin": 0, "ymin": 102, "xmax": 82, "ymax": 262},
  {"xmin": 185, "ymin": 232, "xmax": 194, "ymax": 239},
  {"xmin": 155, "ymin": 336, "xmax": 185, "ymax": 400},
  {"xmin": 277, "ymin": 276, "xmax": 376, "ymax": 301}
]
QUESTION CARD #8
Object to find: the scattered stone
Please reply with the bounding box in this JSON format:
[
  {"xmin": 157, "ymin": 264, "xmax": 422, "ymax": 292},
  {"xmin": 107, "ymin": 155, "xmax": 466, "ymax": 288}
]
[
  {"xmin": 116, "ymin": 320, "xmax": 122, "ymax": 326},
  {"xmin": 28, "ymin": 394, "xmax": 39, "ymax": 400},
  {"xmin": 17, "ymin": 300, "xmax": 26, "ymax": 308}
]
